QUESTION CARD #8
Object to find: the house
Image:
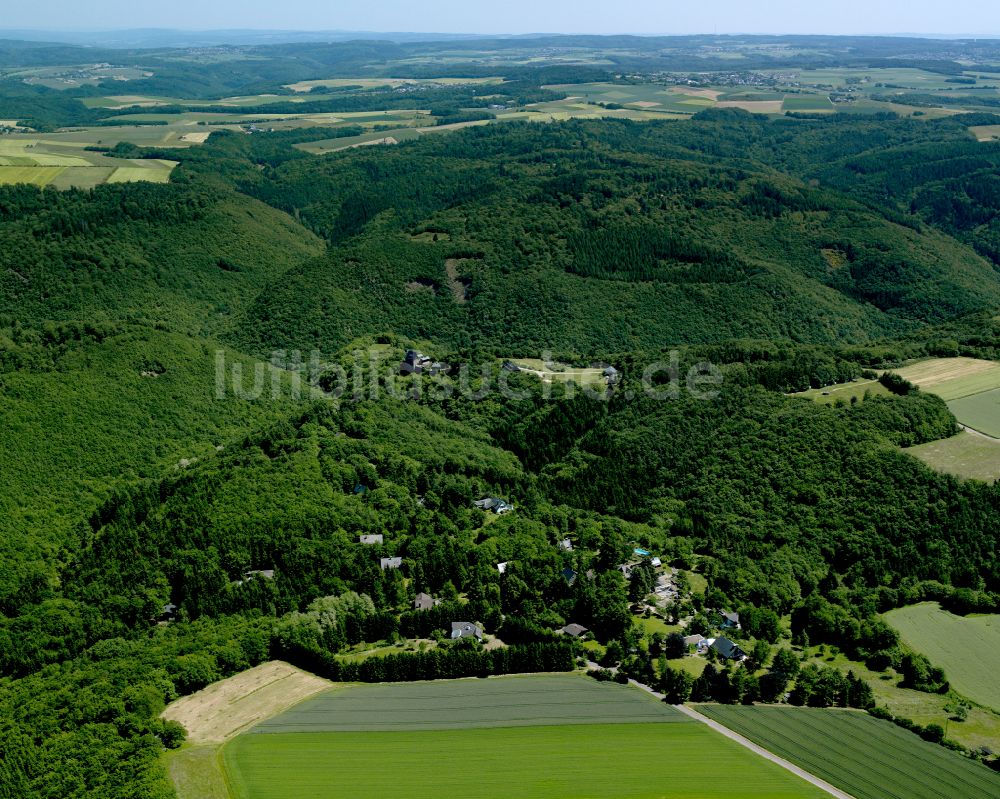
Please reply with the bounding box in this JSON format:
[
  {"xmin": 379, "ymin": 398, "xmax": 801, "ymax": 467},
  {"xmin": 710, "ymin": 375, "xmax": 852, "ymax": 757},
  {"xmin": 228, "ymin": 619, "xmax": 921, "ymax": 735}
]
[
  {"xmin": 451, "ymin": 621, "xmax": 483, "ymax": 640},
  {"xmin": 475, "ymin": 497, "xmax": 513, "ymax": 514},
  {"xmin": 159, "ymin": 603, "xmax": 178, "ymax": 622},
  {"xmin": 243, "ymin": 569, "xmax": 275, "ymax": 580},
  {"xmin": 603, "ymin": 366, "xmax": 620, "ymax": 384},
  {"xmin": 400, "ymin": 349, "xmax": 433, "ymax": 374},
  {"xmin": 353, "ymin": 484, "xmax": 369, "ymax": 495},
  {"xmin": 413, "ymin": 592, "xmax": 439, "ymax": 611},
  {"xmin": 497, "ymin": 562, "xmax": 508, "ymax": 574},
  {"xmin": 501, "ymin": 360, "xmax": 521, "ymax": 373},
  {"xmin": 562, "ymin": 568, "xmax": 578, "ymax": 586},
  {"xmin": 720, "ymin": 611, "xmax": 741, "ymax": 630},
  {"xmin": 359, "ymin": 534, "xmax": 384, "ymax": 545},
  {"xmin": 560, "ymin": 623, "xmax": 589, "ymax": 638},
  {"xmin": 683, "ymin": 633, "xmax": 705, "ymax": 648},
  {"xmin": 710, "ymin": 637, "xmax": 747, "ymax": 661},
  {"xmin": 650, "ymin": 557, "xmax": 662, "ymax": 568},
  {"xmin": 380, "ymin": 557, "xmax": 403, "ymax": 570},
  {"xmin": 559, "ymin": 538, "xmax": 573, "ymax": 551}
]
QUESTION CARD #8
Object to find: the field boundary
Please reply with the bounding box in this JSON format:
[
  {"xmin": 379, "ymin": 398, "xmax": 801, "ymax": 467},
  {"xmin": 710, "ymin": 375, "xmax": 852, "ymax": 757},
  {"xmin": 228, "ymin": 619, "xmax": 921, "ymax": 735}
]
[{"xmin": 677, "ymin": 704, "xmax": 856, "ymax": 799}]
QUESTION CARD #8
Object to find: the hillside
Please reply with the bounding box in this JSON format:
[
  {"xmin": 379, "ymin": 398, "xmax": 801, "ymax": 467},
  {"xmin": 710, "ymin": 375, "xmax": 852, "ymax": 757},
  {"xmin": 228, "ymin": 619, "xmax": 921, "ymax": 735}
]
[{"xmin": 193, "ymin": 119, "xmax": 1000, "ymax": 356}]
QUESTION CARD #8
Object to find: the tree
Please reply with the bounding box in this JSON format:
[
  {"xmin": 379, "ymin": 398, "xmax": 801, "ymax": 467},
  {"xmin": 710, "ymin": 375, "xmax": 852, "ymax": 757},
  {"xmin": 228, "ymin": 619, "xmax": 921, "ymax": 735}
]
[
  {"xmin": 664, "ymin": 632, "xmax": 687, "ymax": 660},
  {"xmin": 661, "ymin": 666, "xmax": 694, "ymax": 704}
]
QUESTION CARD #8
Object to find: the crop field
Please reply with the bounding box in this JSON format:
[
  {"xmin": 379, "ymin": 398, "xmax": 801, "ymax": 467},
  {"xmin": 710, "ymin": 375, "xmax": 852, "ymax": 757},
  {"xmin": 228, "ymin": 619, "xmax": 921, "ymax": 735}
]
[
  {"xmin": 782, "ymin": 94, "xmax": 835, "ymax": 111},
  {"xmin": 700, "ymin": 705, "xmax": 1000, "ymax": 799},
  {"xmin": 884, "ymin": 603, "xmax": 1000, "ymax": 712},
  {"xmin": 890, "ymin": 357, "xmax": 1000, "ymax": 437},
  {"xmin": 972, "ymin": 125, "xmax": 1000, "ymax": 142},
  {"xmin": 947, "ymin": 389, "xmax": 1000, "ymax": 438},
  {"xmin": 222, "ymin": 674, "xmax": 827, "ymax": 799},
  {"xmin": 0, "ymin": 137, "xmax": 176, "ymax": 187},
  {"xmin": 892, "ymin": 357, "xmax": 1000, "ymax": 401},
  {"xmin": 908, "ymin": 430, "xmax": 1000, "ymax": 482}
]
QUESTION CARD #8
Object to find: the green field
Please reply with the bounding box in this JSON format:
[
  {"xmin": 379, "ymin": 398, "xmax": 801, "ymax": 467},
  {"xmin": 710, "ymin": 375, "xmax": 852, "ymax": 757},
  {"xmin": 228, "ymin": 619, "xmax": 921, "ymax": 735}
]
[
  {"xmin": 884, "ymin": 603, "xmax": 1000, "ymax": 712},
  {"xmin": 0, "ymin": 138, "xmax": 175, "ymax": 186},
  {"xmin": 791, "ymin": 379, "xmax": 890, "ymax": 404},
  {"xmin": 948, "ymin": 389, "xmax": 1000, "ymax": 438},
  {"xmin": 908, "ymin": 431, "xmax": 1000, "ymax": 482},
  {"xmin": 700, "ymin": 705, "xmax": 1000, "ymax": 799},
  {"xmin": 222, "ymin": 675, "xmax": 827, "ymax": 798}
]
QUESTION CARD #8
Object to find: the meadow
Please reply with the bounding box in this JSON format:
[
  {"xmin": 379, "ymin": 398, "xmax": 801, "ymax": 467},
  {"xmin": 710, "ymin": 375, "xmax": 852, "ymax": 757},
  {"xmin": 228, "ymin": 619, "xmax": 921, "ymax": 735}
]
[
  {"xmin": 893, "ymin": 357, "xmax": 1000, "ymax": 438},
  {"xmin": 699, "ymin": 705, "xmax": 1000, "ymax": 799},
  {"xmin": 884, "ymin": 603, "xmax": 1000, "ymax": 713},
  {"xmin": 907, "ymin": 431, "xmax": 1000, "ymax": 482},
  {"xmin": 222, "ymin": 675, "xmax": 827, "ymax": 799}
]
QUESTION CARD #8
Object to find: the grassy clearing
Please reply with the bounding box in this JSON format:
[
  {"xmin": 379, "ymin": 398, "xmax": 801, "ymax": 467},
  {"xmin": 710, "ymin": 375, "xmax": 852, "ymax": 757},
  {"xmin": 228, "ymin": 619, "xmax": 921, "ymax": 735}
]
[
  {"xmin": 791, "ymin": 379, "xmax": 890, "ymax": 404},
  {"xmin": 509, "ymin": 358, "xmax": 607, "ymax": 388},
  {"xmin": 971, "ymin": 125, "xmax": 1000, "ymax": 142},
  {"xmin": 802, "ymin": 646, "xmax": 1000, "ymax": 752},
  {"xmin": 700, "ymin": 705, "xmax": 1000, "ymax": 799},
  {"xmin": 884, "ymin": 603, "xmax": 1000, "ymax": 712},
  {"xmin": 166, "ymin": 746, "xmax": 231, "ymax": 799},
  {"xmin": 107, "ymin": 164, "xmax": 175, "ymax": 184},
  {"xmin": 162, "ymin": 661, "xmax": 333, "ymax": 744},
  {"xmin": 907, "ymin": 431, "xmax": 1000, "ymax": 482}
]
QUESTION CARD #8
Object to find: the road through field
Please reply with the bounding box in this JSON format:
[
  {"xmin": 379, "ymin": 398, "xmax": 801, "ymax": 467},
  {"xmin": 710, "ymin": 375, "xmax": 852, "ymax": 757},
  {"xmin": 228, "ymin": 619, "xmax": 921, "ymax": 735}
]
[
  {"xmin": 606, "ymin": 662, "xmax": 855, "ymax": 799},
  {"xmin": 673, "ymin": 704, "xmax": 856, "ymax": 799}
]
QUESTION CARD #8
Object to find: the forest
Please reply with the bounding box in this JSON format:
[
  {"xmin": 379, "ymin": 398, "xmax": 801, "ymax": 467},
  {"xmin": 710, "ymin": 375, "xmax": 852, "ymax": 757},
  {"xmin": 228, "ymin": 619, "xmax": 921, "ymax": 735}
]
[{"xmin": 3, "ymin": 36, "xmax": 1000, "ymax": 798}]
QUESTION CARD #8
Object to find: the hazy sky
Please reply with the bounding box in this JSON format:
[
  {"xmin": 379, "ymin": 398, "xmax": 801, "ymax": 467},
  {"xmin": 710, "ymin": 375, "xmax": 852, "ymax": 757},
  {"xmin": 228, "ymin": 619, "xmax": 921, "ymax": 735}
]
[{"xmin": 2, "ymin": 0, "xmax": 997, "ymax": 36}]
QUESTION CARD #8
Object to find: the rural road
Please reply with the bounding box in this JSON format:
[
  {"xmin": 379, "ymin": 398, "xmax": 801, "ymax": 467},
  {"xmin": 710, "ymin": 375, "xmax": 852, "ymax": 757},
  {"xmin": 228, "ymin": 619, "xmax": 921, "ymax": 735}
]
[
  {"xmin": 607, "ymin": 669, "xmax": 856, "ymax": 799},
  {"xmin": 672, "ymin": 704, "xmax": 856, "ymax": 799}
]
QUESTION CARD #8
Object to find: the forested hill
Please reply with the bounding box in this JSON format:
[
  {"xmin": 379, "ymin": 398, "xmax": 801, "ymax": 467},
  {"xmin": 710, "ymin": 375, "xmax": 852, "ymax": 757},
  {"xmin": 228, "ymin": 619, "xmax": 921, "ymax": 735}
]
[{"xmin": 159, "ymin": 114, "xmax": 1000, "ymax": 357}]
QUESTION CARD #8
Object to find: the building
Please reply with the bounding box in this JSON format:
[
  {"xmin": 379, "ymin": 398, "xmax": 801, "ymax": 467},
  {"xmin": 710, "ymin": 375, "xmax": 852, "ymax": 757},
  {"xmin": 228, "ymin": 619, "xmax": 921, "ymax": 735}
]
[
  {"xmin": 474, "ymin": 497, "xmax": 513, "ymax": 514},
  {"xmin": 559, "ymin": 538, "xmax": 574, "ymax": 551},
  {"xmin": 710, "ymin": 637, "xmax": 747, "ymax": 661},
  {"xmin": 650, "ymin": 557, "xmax": 662, "ymax": 568},
  {"xmin": 682, "ymin": 633, "xmax": 705, "ymax": 648},
  {"xmin": 380, "ymin": 557, "xmax": 403, "ymax": 570},
  {"xmin": 497, "ymin": 562, "xmax": 508, "ymax": 574},
  {"xmin": 159, "ymin": 603, "xmax": 178, "ymax": 622},
  {"xmin": 720, "ymin": 611, "xmax": 741, "ymax": 630},
  {"xmin": 243, "ymin": 569, "xmax": 275, "ymax": 580},
  {"xmin": 562, "ymin": 567, "xmax": 578, "ymax": 586},
  {"xmin": 560, "ymin": 623, "xmax": 589, "ymax": 638},
  {"xmin": 359, "ymin": 534, "xmax": 384, "ymax": 545},
  {"xmin": 413, "ymin": 592, "xmax": 439, "ymax": 611},
  {"xmin": 451, "ymin": 621, "xmax": 483, "ymax": 640},
  {"xmin": 400, "ymin": 349, "xmax": 433, "ymax": 374},
  {"xmin": 603, "ymin": 366, "xmax": 620, "ymax": 384}
]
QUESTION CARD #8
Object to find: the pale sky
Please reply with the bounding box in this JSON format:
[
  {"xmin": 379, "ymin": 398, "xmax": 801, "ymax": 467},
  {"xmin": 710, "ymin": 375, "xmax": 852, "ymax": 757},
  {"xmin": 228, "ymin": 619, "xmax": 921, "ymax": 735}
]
[{"xmin": 1, "ymin": 0, "xmax": 997, "ymax": 36}]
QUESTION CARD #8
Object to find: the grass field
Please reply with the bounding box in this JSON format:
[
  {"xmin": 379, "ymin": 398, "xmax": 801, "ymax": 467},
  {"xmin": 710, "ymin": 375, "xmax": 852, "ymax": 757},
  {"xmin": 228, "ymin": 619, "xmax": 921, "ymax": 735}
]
[
  {"xmin": 884, "ymin": 603, "xmax": 1000, "ymax": 712},
  {"xmin": 700, "ymin": 705, "xmax": 1000, "ymax": 799},
  {"xmin": 791, "ymin": 379, "xmax": 890, "ymax": 404},
  {"xmin": 908, "ymin": 430, "xmax": 1000, "ymax": 482},
  {"xmin": 222, "ymin": 675, "xmax": 827, "ymax": 799},
  {"xmin": 947, "ymin": 389, "xmax": 1000, "ymax": 438},
  {"xmin": 892, "ymin": 357, "xmax": 1000, "ymax": 401}
]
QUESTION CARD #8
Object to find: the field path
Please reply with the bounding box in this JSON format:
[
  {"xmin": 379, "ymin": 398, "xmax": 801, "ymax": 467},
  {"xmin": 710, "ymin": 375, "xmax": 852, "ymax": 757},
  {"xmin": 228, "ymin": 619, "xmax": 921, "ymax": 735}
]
[
  {"xmin": 673, "ymin": 704, "xmax": 856, "ymax": 799},
  {"xmin": 588, "ymin": 661, "xmax": 855, "ymax": 799}
]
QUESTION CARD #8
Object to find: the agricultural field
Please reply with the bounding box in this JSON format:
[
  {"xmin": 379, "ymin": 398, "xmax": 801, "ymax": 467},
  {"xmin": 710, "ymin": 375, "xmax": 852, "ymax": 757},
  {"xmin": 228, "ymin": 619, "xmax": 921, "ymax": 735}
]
[
  {"xmin": 893, "ymin": 357, "xmax": 1000, "ymax": 437},
  {"xmin": 908, "ymin": 430, "xmax": 1000, "ymax": 482},
  {"xmin": 222, "ymin": 674, "xmax": 828, "ymax": 799},
  {"xmin": 700, "ymin": 705, "xmax": 1000, "ymax": 799},
  {"xmin": 971, "ymin": 124, "xmax": 1000, "ymax": 142},
  {"xmin": 0, "ymin": 136, "xmax": 176, "ymax": 186},
  {"xmin": 801, "ymin": 645, "xmax": 1000, "ymax": 754},
  {"xmin": 884, "ymin": 603, "xmax": 1000, "ymax": 713}
]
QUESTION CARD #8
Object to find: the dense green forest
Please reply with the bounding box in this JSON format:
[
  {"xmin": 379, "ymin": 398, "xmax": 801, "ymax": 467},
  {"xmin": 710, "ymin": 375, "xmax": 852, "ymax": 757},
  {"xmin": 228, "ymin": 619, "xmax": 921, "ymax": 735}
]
[{"xmin": 3, "ymin": 37, "xmax": 1000, "ymax": 797}]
